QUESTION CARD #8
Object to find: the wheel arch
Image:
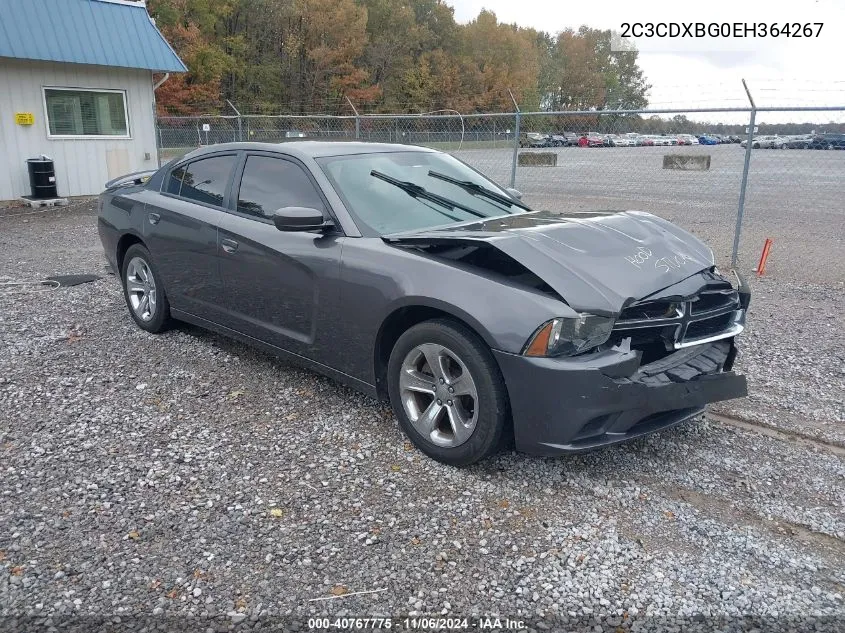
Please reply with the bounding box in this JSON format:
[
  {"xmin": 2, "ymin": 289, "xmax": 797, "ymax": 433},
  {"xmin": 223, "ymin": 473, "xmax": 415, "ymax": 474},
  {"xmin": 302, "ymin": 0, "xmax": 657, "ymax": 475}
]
[
  {"xmin": 373, "ymin": 300, "xmax": 495, "ymax": 401},
  {"xmin": 116, "ymin": 232, "xmax": 145, "ymax": 272}
]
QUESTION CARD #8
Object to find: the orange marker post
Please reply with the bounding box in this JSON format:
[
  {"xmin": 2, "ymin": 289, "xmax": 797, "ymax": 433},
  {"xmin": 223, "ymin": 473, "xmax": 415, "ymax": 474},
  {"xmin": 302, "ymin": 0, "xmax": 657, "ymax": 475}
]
[{"xmin": 756, "ymin": 238, "xmax": 773, "ymax": 277}]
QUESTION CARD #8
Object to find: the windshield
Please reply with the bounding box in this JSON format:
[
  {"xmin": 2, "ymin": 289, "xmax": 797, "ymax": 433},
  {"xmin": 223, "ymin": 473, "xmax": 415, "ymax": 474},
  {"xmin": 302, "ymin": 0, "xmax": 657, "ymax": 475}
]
[{"xmin": 316, "ymin": 151, "xmax": 528, "ymax": 235}]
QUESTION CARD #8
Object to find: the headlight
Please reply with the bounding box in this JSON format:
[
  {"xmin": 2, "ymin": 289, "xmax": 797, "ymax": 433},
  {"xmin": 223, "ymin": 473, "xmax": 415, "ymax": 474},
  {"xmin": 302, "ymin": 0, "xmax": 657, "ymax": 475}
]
[{"xmin": 523, "ymin": 314, "xmax": 615, "ymax": 357}]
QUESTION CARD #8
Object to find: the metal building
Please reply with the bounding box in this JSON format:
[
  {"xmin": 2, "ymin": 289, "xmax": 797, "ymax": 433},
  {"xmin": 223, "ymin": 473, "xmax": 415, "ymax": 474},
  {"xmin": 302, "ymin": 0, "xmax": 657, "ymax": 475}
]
[{"xmin": 0, "ymin": 0, "xmax": 186, "ymax": 201}]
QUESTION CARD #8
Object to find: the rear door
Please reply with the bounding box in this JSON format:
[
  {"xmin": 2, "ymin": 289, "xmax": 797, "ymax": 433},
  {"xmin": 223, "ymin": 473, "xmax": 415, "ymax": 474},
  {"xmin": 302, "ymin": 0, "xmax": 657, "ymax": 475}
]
[
  {"xmin": 216, "ymin": 152, "xmax": 344, "ymax": 361},
  {"xmin": 143, "ymin": 152, "xmax": 237, "ymax": 319}
]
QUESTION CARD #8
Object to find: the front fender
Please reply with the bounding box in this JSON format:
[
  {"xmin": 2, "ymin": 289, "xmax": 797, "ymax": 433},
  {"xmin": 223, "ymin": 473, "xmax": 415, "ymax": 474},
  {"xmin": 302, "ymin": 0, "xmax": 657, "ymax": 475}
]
[
  {"xmin": 379, "ymin": 295, "xmax": 500, "ymax": 350},
  {"xmin": 336, "ymin": 238, "xmax": 570, "ymax": 386}
]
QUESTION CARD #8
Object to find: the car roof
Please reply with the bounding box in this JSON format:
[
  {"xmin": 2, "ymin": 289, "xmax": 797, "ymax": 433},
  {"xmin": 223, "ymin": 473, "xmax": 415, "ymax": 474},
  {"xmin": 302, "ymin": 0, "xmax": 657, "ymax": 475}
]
[{"xmin": 179, "ymin": 141, "xmax": 438, "ymax": 162}]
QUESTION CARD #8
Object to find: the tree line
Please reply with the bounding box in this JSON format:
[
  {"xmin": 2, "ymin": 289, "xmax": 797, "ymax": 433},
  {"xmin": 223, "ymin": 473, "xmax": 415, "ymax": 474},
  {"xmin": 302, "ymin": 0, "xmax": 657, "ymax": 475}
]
[{"xmin": 146, "ymin": 0, "xmax": 650, "ymax": 115}]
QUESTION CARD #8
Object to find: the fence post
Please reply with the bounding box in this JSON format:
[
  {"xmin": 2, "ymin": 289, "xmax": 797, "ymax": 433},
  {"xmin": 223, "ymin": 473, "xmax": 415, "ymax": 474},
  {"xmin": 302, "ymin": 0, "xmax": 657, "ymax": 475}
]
[
  {"xmin": 732, "ymin": 80, "xmax": 756, "ymax": 269},
  {"xmin": 345, "ymin": 97, "xmax": 360, "ymax": 140},
  {"xmin": 509, "ymin": 90, "xmax": 520, "ymax": 188},
  {"xmin": 226, "ymin": 100, "xmax": 243, "ymax": 141}
]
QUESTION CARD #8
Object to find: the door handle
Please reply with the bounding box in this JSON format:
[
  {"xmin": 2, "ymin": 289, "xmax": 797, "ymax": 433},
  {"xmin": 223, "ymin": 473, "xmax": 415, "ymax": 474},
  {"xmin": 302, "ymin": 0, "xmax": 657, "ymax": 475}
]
[
  {"xmin": 148, "ymin": 212, "xmax": 161, "ymax": 225},
  {"xmin": 221, "ymin": 238, "xmax": 239, "ymax": 254}
]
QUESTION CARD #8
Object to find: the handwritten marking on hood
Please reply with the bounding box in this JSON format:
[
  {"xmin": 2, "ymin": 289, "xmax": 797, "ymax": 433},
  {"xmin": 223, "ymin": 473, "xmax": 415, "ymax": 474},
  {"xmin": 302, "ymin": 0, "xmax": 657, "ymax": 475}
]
[
  {"xmin": 625, "ymin": 246, "xmax": 653, "ymax": 268},
  {"xmin": 626, "ymin": 247, "xmax": 697, "ymax": 274},
  {"xmin": 655, "ymin": 252, "xmax": 695, "ymax": 274}
]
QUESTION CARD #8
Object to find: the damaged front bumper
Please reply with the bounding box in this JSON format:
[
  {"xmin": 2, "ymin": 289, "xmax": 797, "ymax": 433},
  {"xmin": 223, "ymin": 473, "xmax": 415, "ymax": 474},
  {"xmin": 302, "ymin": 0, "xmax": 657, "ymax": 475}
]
[{"xmin": 493, "ymin": 337, "xmax": 747, "ymax": 456}]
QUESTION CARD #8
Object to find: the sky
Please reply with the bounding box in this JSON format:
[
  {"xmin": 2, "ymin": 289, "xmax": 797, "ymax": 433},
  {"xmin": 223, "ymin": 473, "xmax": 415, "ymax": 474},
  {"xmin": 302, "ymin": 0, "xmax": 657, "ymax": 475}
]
[{"xmin": 446, "ymin": 0, "xmax": 845, "ymax": 123}]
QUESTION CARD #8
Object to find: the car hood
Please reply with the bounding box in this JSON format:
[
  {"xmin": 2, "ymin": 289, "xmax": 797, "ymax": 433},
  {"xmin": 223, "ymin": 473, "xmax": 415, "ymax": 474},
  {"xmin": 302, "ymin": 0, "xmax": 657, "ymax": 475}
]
[{"xmin": 384, "ymin": 210, "xmax": 715, "ymax": 315}]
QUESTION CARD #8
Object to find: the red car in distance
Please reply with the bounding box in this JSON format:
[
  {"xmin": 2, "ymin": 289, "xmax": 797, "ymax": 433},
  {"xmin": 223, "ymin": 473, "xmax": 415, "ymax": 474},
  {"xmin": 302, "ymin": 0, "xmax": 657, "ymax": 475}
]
[{"xmin": 578, "ymin": 134, "xmax": 606, "ymax": 147}]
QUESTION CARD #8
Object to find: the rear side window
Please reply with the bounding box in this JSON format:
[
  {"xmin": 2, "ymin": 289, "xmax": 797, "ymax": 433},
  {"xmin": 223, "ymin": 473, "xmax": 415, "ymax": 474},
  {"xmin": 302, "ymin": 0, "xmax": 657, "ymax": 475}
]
[
  {"xmin": 165, "ymin": 166, "xmax": 185, "ymax": 195},
  {"xmin": 176, "ymin": 156, "xmax": 236, "ymax": 207},
  {"xmin": 236, "ymin": 155, "xmax": 325, "ymax": 219}
]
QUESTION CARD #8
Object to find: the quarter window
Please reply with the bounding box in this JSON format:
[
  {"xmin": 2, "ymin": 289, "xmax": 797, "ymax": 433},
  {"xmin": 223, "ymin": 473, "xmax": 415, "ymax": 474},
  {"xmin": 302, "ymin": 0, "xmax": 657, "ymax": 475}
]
[
  {"xmin": 236, "ymin": 156, "xmax": 325, "ymax": 219},
  {"xmin": 177, "ymin": 156, "xmax": 236, "ymax": 206},
  {"xmin": 44, "ymin": 88, "xmax": 129, "ymax": 137},
  {"xmin": 165, "ymin": 166, "xmax": 185, "ymax": 195}
]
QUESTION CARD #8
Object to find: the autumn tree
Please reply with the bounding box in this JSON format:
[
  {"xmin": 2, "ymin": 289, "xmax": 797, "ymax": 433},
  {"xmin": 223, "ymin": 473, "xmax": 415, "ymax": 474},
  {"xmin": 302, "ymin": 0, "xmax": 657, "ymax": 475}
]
[
  {"xmin": 147, "ymin": 0, "xmax": 650, "ymax": 115},
  {"xmin": 148, "ymin": 0, "xmax": 235, "ymax": 113},
  {"xmin": 541, "ymin": 27, "xmax": 649, "ymax": 111}
]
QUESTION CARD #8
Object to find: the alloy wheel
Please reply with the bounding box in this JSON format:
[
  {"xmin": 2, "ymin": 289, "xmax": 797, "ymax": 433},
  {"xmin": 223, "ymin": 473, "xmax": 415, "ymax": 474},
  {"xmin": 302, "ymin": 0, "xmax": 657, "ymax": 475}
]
[
  {"xmin": 125, "ymin": 256, "xmax": 157, "ymax": 322},
  {"xmin": 399, "ymin": 343, "xmax": 479, "ymax": 448}
]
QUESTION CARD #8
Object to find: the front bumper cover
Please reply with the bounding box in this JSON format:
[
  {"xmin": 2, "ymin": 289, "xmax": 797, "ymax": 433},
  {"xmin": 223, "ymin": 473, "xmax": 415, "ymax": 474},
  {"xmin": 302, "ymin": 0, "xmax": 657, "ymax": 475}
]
[{"xmin": 494, "ymin": 339, "xmax": 747, "ymax": 456}]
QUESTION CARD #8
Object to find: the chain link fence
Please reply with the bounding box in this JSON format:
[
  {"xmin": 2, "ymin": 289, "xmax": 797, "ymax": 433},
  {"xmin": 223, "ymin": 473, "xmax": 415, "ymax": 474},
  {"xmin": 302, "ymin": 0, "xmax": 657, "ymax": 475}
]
[{"xmin": 156, "ymin": 106, "xmax": 844, "ymax": 278}]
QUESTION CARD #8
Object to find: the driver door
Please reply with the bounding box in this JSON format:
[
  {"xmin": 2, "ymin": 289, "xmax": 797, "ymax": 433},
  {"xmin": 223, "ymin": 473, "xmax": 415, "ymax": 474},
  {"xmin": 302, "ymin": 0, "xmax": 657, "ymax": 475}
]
[{"xmin": 216, "ymin": 152, "xmax": 344, "ymax": 361}]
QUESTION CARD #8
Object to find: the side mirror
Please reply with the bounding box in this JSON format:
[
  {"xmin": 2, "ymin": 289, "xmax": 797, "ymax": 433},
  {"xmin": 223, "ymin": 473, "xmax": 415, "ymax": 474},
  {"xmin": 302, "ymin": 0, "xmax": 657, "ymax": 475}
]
[
  {"xmin": 273, "ymin": 206, "xmax": 332, "ymax": 232},
  {"xmin": 505, "ymin": 187, "xmax": 523, "ymax": 200}
]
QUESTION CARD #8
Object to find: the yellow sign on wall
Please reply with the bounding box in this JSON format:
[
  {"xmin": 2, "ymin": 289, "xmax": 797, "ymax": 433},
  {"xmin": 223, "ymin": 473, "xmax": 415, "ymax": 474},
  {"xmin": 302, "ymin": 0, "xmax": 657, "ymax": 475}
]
[{"xmin": 15, "ymin": 112, "xmax": 35, "ymax": 125}]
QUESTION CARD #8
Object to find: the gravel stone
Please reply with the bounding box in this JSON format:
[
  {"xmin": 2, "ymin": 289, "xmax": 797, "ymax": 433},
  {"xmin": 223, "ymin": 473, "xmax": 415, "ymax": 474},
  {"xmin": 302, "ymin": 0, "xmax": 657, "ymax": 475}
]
[{"xmin": 0, "ymin": 202, "xmax": 842, "ymax": 630}]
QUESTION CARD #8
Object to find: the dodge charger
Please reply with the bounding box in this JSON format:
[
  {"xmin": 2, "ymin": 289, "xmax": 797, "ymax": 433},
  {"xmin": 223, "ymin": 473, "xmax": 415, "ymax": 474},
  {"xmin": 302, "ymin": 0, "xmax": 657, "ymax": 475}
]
[{"xmin": 98, "ymin": 142, "xmax": 749, "ymax": 466}]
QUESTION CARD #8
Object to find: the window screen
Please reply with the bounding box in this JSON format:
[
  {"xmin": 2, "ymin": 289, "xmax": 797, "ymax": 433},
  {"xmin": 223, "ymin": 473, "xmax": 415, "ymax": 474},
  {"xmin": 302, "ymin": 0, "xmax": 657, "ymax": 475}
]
[
  {"xmin": 236, "ymin": 156, "xmax": 325, "ymax": 219},
  {"xmin": 178, "ymin": 156, "xmax": 235, "ymax": 206},
  {"xmin": 44, "ymin": 89, "xmax": 128, "ymax": 137}
]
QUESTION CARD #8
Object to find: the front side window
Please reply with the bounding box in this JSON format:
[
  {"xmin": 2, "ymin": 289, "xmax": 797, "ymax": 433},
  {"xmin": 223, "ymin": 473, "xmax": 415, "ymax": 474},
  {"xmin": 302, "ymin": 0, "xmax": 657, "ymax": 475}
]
[
  {"xmin": 236, "ymin": 156, "xmax": 326, "ymax": 220},
  {"xmin": 178, "ymin": 156, "xmax": 236, "ymax": 206},
  {"xmin": 44, "ymin": 88, "xmax": 129, "ymax": 137}
]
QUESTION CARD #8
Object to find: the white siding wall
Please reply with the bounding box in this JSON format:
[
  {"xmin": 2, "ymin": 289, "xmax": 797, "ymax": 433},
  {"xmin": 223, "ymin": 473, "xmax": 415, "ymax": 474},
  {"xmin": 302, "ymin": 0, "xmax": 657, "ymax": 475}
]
[{"xmin": 0, "ymin": 58, "xmax": 158, "ymax": 200}]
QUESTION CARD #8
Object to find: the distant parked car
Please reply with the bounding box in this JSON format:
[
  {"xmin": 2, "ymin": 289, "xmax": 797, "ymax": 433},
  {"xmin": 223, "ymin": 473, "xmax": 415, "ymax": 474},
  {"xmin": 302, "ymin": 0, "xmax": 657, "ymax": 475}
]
[
  {"xmin": 784, "ymin": 134, "xmax": 813, "ymax": 149},
  {"xmin": 677, "ymin": 134, "xmax": 699, "ymax": 146},
  {"xmin": 578, "ymin": 134, "xmax": 606, "ymax": 148},
  {"xmin": 741, "ymin": 135, "xmax": 781, "ymax": 149},
  {"xmin": 621, "ymin": 133, "xmax": 644, "ymax": 146},
  {"xmin": 809, "ymin": 133, "xmax": 845, "ymax": 149},
  {"xmin": 765, "ymin": 136, "xmax": 787, "ymax": 149},
  {"xmin": 519, "ymin": 133, "xmax": 551, "ymax": 148},
  {"xmin": 549, "ymin": 134, "xmax": 570, "ymax": 147},
  {"xmin": 698, "ymin": 136, "xmax": 720, "ymax": 146},
  {"xmin": 611, "ymin": 136, "xmax": 636, "ymax": 147},
  {"xmin": 563, "ymin": 132, "xmax": 581, "ymax": 146}
]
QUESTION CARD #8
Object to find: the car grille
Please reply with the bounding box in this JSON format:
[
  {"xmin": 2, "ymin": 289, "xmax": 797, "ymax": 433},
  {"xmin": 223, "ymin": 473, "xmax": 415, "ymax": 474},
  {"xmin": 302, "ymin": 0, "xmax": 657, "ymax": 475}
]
[
  {"xmin": 690, "ymin": 289, "xmax": 737, "ymax": 314},
  {"xmin": 611, "ymin": 285, "xmax": 743, "ymax": 362}
]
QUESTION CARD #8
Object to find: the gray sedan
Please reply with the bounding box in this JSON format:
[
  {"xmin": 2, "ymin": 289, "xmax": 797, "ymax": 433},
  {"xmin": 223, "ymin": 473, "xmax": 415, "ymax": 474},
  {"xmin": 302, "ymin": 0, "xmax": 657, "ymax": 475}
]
[{"xmin": 98, "ymin": 142, "xmax": 748, "ymax": 466}]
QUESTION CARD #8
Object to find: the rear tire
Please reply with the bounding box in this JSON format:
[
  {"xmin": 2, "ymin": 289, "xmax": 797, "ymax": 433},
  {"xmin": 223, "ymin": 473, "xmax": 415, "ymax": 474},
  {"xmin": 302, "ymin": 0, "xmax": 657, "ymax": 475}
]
[
  {"xmin": 387, "ymin": 319, "xmax": 510, "ymax": 466},
  {"xmin": 121, "ymin": 243, "xmax": 171, "ymax": 333}
]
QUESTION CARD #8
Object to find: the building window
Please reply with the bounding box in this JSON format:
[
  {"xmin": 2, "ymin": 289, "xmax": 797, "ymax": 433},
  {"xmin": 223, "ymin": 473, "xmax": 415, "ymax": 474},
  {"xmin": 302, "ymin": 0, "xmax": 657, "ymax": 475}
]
[{"xmin": 43, "ymin": 88, "xmax": 130, "ymax": 138}]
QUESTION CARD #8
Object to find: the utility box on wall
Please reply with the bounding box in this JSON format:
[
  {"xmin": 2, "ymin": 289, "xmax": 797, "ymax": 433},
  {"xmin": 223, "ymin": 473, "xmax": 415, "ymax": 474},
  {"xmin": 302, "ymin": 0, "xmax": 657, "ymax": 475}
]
[{"xmin": 15, "ymin": 112, "xmax": 35, "ymax": 125}]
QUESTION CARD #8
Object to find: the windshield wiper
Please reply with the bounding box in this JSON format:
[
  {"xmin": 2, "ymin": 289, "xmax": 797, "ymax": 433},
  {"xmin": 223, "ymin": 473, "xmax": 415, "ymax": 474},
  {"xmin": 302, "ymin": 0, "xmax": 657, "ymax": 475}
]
[
  {"xmin": 370, "ymin": 170, "xmax": 486, "ymax": 219},
  {"xmin": 427, "ymin": 170, "xmax": 532, "ymax": 211}
]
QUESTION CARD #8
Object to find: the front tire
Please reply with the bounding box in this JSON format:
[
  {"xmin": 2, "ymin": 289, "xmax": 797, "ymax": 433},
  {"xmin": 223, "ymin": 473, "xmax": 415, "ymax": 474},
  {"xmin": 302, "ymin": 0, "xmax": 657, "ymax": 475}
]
[
  {"xmin": 121, "ymin": 243, "xmax": 171, "ymax": 333},
  {"xmin": 387, "ymin": 319, "xmax": 510, "ymax": 466}
]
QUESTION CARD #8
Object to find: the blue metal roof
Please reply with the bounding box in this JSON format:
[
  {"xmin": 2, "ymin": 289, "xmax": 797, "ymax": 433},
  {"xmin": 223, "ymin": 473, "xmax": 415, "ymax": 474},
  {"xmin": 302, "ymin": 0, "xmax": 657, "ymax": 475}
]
[{"xmin": 0, "ymin": 0, "xmax": 187, "ymax": 72}]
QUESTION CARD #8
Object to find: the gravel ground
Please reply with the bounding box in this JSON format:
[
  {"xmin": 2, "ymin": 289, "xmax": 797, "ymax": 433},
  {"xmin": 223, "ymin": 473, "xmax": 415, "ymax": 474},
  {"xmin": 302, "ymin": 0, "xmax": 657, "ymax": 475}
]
[{"xmin": 1, "ymin": 202, "xmax": 844, "ymax": 631}]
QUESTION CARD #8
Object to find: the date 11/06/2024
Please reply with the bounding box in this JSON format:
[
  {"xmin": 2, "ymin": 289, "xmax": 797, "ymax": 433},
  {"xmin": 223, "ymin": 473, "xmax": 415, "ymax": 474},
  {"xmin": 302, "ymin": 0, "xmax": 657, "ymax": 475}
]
[{"xmin": 308, "ymin": 617, "xmax": 527, "ymax": 630}]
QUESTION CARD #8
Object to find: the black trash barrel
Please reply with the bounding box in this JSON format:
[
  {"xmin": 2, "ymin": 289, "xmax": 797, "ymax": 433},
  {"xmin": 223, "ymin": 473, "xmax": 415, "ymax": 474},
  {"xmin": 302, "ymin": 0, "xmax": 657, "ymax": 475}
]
[{"xmin": 26, "ymin": 158, "xmax": 58, "ymax": 199}]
